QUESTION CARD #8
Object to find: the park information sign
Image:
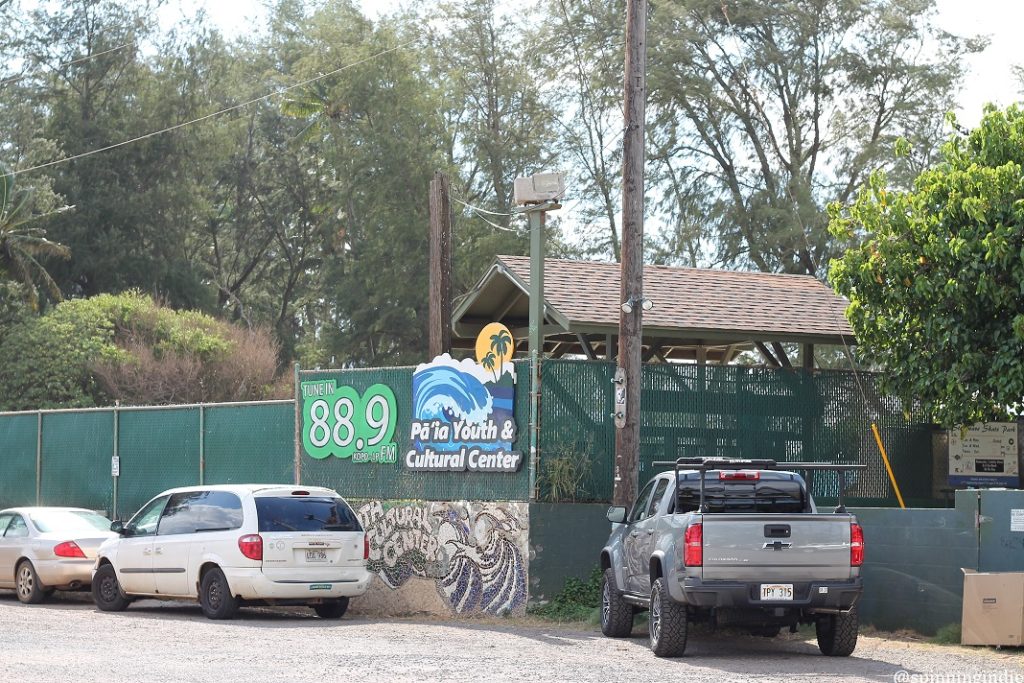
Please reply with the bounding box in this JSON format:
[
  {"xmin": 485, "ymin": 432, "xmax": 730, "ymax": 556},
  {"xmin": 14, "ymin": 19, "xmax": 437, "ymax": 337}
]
[
  {"xmin": 949, "ymin": 422, "xmax": 1020, "ymax": 488},
  {"xmin": 301, "ymin": 380, "xmax": 398, "ymax": 464},
  {"xmin": 407, "ymin": 323, "xmax": 521, "ymax": 473}
]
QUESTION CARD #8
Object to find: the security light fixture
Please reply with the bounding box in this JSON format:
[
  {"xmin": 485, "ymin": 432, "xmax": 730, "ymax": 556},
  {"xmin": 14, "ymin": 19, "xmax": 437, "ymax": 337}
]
[{"xmin": 620, "ymin": 297, "xmax": 653, "ymax": 314}]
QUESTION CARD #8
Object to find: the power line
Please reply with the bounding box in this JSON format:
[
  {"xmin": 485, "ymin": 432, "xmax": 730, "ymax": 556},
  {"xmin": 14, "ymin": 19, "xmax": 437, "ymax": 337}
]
[
  {"xmin": 10, "ymin": 39, "xmax": 417, "ymax": 177},
  {"xmin": 0, "ymin": 41, "xmax": 137, "ymax": 87}
]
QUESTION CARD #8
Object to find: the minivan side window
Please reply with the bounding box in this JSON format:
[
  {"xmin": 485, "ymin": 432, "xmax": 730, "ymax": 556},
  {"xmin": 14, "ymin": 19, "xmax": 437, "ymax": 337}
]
[
  {"xmin": 126, "ymin": 496, "xmax": 169, "ymax": 537},
  {"xmin": 159, "ymin": 491, "xmax": 244, "ymax": 535}
]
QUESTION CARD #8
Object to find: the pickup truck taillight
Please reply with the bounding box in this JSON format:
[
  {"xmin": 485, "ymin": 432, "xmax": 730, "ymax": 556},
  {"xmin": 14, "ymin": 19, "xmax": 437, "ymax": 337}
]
[
  {"xmin": 850, "ymin": 523, "xmax": 864, "ymax": 566},
  {"xmin": 683, "ymin": 523, "xmax": 703, "ymax": 566}
]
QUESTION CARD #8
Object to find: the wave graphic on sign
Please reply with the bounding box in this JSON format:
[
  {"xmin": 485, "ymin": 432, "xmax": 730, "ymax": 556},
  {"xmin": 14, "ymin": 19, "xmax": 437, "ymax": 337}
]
[{"xmin": 412, "ymin": 357, "xmax": 495, "ymax": 449}]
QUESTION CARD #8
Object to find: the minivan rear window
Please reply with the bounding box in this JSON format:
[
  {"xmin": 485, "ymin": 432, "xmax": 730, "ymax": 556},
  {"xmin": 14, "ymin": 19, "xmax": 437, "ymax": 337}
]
[{"xmin": 255, "ymin": 497, "xmax": 361, "ymax": 533}]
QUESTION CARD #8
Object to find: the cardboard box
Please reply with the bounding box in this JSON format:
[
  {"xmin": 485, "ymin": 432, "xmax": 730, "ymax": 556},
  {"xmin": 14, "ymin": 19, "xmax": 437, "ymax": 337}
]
[{"xmin": 961, "ymin": 568, "xmax": 1024, "ymax": 646}]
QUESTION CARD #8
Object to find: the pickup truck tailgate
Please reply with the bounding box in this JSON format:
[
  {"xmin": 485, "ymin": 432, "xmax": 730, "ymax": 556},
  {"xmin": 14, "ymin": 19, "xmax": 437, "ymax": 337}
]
[{"xmin": 701, "ymin": 514, "xmax": 854, "ymax": 582}]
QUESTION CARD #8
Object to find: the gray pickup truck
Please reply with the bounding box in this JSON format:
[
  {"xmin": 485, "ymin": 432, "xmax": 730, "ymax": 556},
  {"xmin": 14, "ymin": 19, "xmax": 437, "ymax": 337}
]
[{"xmin": 600, "ymin": 458, "xmax": 865, "ymax": 658}]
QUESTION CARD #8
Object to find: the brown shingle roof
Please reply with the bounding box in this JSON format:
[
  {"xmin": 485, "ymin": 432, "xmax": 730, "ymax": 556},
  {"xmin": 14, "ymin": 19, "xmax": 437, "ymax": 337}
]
[{"xmin": 460, "ymin": 256, "xmax": 853, "ymax": 343}]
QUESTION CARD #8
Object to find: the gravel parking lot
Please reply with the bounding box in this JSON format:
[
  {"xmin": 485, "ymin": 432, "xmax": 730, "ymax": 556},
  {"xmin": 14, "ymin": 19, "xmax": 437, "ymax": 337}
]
[{"xmin": 1, "ymin": 592, "xmax": 1022, "ymax": 683}]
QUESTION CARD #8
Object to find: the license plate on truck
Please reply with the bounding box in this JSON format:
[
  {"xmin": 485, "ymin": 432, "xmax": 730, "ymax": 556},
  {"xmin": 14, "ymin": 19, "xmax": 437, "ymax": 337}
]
[
  {"xmin": 305, "ymin": 549, "xmax": 328, "ymax": 562},
  {"xmin": 760, "ymin": 584, "xmax": 793, "ymax": 600}
]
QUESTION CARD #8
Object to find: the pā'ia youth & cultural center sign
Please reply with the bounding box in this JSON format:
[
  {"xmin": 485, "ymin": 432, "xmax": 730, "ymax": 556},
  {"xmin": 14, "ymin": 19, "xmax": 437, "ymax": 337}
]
[
  {"xmin": 407, "ymin": 323, "xmax": 521, "ymax": 473},
  {"xmin": 299, "ymin": 322, "xmax": 521, "ymax": 473}
]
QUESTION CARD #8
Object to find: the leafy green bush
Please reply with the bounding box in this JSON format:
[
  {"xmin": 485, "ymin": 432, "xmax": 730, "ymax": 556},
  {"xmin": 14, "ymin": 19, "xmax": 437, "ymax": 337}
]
[
  {"xmin": 931, "ymin": 623, "xmax": 962, "ymax": 645},
  {"xmin": 529, "ymin": 567, "xmax": 604, "ymax": 622},
  {"xmin": 0, "ymin": 291, "xmax": 285, "ymax": 409}
]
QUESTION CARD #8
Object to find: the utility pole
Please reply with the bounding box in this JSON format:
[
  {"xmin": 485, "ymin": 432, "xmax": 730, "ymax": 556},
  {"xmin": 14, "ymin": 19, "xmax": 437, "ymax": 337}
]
[
  {"xmin": 428, "ymin": 171, "xmax": 452, "ymax": 358},
  {"xmin": 613, "ymin": 0, "xmax": 648, "ymax": 507}
]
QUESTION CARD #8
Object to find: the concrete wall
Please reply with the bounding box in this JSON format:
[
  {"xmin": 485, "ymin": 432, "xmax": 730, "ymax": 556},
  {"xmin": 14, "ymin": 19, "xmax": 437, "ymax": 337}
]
[{"xmin": 852, "ymin": 504, "xmax": 976, "ymax": 635}]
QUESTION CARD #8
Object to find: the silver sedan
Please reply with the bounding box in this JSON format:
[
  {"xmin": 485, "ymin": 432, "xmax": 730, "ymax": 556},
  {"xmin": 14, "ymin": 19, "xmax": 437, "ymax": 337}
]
[{"xmin": 0, "ymin": 507, "xmax": 116, "ymax": 604}]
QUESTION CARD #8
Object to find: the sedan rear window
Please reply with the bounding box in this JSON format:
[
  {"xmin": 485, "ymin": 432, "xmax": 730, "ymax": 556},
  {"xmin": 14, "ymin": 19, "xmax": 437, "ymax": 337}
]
[
  {"xmin": 255, "ymin": 497, "xmax": 361, "ymax": 533},
  {"xmin": 30, "ymin": 510, "xmax": 111, "ymax": 534}
]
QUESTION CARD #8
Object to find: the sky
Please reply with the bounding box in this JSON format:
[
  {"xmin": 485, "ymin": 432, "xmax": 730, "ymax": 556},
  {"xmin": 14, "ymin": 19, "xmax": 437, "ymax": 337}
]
[{"xmin": 162, "ymin": 0, "xmax": 1024, "ymax": 129}]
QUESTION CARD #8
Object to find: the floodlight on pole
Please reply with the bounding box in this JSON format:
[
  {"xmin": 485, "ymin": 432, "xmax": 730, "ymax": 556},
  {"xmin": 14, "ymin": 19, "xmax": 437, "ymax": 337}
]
[{"xmin": 620, "ymin": 296, "xmax": 653, "ymax": 314}]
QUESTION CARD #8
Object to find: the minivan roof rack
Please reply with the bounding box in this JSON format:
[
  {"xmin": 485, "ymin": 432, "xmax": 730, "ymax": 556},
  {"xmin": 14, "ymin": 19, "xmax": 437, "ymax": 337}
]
[{"xmin": 651, "ymin": 457, "xmax": 868, "ymax": 513}]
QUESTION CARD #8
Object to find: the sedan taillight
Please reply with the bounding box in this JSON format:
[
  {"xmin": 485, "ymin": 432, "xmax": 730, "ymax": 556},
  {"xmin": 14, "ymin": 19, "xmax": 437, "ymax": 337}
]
[
  {"xmin": 53, "ymin": 541, "xmax": 86, "ymax": 558},
  {"xmin": 238, "ymin": 534, "xmax": 263, "ymax": 561}
]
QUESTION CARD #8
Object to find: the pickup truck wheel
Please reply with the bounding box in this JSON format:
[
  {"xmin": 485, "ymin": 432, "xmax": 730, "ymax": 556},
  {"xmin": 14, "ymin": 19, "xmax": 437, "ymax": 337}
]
[
  {"xmin": 649, "ymin": 577, "xmax": 688, "ymax": 657},
  {"xmin": 600, "ymin": 568, "xmax": 633, "ymax": 637},
  {"xmin": 816, "ymin": 605, "xmax": 859, "ymax": 656}
]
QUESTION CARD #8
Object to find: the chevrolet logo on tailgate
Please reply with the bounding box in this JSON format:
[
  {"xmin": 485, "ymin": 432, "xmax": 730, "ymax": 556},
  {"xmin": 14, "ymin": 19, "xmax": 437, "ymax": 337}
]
[{"xmin": 763, "ymin": 541, "xmax": 792, "ymax": 551}]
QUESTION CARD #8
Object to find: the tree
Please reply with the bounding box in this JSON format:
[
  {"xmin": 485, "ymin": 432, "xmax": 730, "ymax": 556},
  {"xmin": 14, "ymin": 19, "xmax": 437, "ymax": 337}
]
[
  {"xmin": 0, "ymin": 163, "xmax": 70, "ymax": 308},
  {"xmin": 829, "ymin": 105, "xmax": 1024, "ymax": 428},
  {"xmin": 646, "ymin": 0, "xmax": 982, "ymax": 274}
]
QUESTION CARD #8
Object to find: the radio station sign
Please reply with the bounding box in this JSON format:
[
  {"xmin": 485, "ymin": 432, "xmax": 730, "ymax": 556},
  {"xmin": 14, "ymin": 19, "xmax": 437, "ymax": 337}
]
[
  {"xmin": 301, "ymin": 380, "xmax": 398, "ymax": 464},
  {"xmin": 949, "ymin": 422, "xmax": 1020, "ymax": 488},
  {"xmin": 407, "ymin": 323, "xmax": 521, "ymax": 473}
]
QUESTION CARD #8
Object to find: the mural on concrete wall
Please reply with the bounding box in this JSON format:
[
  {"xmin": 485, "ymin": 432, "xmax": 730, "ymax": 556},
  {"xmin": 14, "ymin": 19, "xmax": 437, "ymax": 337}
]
[{"xmin": 356, "ymin": 501, "xmax": 528, "ymax": 615}]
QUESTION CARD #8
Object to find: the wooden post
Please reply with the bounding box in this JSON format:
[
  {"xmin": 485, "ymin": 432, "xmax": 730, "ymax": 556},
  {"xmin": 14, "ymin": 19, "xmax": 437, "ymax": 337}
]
[
  {"xmin": 613, "ymin": 0, "xmax": 648, "ymax": 508},
  {"xmin": 428, "ymin": 171, "xmax": 452, "ymax": 358}
]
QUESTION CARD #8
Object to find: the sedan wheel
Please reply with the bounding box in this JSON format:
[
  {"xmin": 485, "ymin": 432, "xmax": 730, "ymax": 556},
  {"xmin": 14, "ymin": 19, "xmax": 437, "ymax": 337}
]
[{"xmin": 16, "ymin": 561, "xmax": 46, "ymax": 604}]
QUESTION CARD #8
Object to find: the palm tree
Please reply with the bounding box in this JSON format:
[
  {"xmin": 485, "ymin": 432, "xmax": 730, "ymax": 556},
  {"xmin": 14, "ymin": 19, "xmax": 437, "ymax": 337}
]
[
  {"xmin": 481, "ymin": 351, "xmax": 497, "ymax": 382},
  {"xmin": 0, "ymin": 163, "xmax": 71, "ymax": 309},
  {"xmin": 489, "ymin": 329, "xmax": 512, "ymax": 377}
]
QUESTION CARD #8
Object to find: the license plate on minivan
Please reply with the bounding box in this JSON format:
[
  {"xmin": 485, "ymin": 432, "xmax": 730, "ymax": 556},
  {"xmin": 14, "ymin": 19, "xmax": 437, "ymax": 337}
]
[
  {"xmin": 305, "ymin": 549, "xmax": 328, "ymax": 562},
  {"xmin": 760, "ymin": 584, "xmax": 793, "ymax": 600}
]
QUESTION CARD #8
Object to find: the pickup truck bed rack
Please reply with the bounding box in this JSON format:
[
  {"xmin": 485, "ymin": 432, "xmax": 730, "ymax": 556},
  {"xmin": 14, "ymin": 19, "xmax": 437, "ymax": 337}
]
[{"xmin": 652, "ymin": 458, "xmax": 868, "ymax": 513}]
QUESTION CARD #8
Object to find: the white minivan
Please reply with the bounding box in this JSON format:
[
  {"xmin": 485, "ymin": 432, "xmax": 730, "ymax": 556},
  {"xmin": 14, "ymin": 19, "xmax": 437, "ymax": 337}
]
[{"xmin": 92, "ymin": 484, "xmax": 371, "ymax": 619}]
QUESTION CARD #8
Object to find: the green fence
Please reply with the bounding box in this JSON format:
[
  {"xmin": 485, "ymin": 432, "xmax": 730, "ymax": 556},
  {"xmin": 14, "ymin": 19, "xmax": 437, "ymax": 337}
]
[
  {"xmin": 0, "ymin": 401, "xmax": 295, "ymax": 517},
  {"xmin": 538, "ymin": 360, "xmax": 937, "ymax": 506},
  {"xmin": 0, "ymin": 360, "xmax": 937, "ymax": 513}
]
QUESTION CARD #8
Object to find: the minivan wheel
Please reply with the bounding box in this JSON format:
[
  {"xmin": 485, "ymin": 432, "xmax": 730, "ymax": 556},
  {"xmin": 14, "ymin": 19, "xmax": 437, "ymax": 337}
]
[
  {"xmin": 15, "ymin": 560, "xmax": 46, "ymax": 604},
  {"xmin": 199, "ymin": 567, "xmax": 239, "ymax": 620},
  {"xmin": 92, "ymin": 564, "xmax": 130, "ymax": 612},
  {"xmin": 312, "ymin": 597, "xmax": 349, "ymax": 619}
]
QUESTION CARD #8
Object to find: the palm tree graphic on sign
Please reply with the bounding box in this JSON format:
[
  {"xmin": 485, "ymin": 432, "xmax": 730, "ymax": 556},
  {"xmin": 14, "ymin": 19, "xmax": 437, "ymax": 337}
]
[
  {"xmin": 475, "ymin": 322, "xmax": 514, "ymax": 381},
  {"xmin": 489, "ymin": 329, "xmax": 512, "ymax": 376},
  {"xmin": 481, "ymin": 352, "xmax": 497, "ymax": 382}
]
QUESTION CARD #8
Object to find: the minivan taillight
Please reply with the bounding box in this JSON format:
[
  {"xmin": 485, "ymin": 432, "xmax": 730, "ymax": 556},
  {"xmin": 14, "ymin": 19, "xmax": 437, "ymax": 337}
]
[
  {"xmin": 683, "ymin": 523, "xmax": 702, "ymax": 566},
  {"xmin": 238, "ymin": 534, "xmax": 263, "ymax": 561},
  {"xmin": 850, "ymin": 523, "xmax": 864, "ymax": 566},
  {"xmin": 363, "ymin": 534, "xmax": 370, "ymax": 561},
  {"xmin": 53, "ymin": 541, "xmax": 86, "ymax": 558}
]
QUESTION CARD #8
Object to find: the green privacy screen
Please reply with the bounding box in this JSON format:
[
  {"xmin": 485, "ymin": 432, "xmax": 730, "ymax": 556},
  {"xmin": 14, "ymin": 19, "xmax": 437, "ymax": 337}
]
[
  {"xmin": 117, "ymin": 408, "xmax": 201, "ymax": 514},
  {"xmin": 539, "ymin": 360, "xmax": 935, "ymax": 506},
  {"xmin": 0, "ymin": 360, "xmax": 935, "ymax": 511},
  {"xmin": 40, "ymin": 411, "xmax": 114, "ymax": 513},
  {"xmin": 204, "ymin": 402, "xmax": 294, "ymax": 485},
  {"xmin": 0, "ymin": 413, "xmax": 37, "ymax": 507}
]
